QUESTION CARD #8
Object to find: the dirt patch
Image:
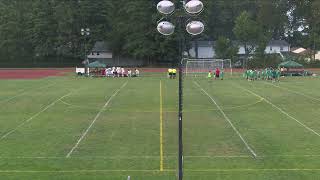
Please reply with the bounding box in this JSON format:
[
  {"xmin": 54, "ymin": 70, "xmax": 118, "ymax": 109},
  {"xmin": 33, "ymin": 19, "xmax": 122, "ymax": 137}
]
[{"xmin": 0, "ymin": 68, "xmax": 72, "ymax": 79}]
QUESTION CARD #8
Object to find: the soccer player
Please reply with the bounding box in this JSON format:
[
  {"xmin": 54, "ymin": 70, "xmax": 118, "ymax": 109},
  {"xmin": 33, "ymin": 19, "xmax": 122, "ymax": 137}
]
[
  {"xmin": 215, "ymin": 68, "xmax": 220, "ymax": 80},
  {"xmin": 135, "ymin": 69, "xmax": 140, "ymax": 77},
  {"xmin": 245, "ymin": 70, "xmax": 250, "ymax": 80},
  {"xmin": 207, "ymin": 70, "xmax": 212, "ymax": 78},
  {"xmin": 276, "ymin": 69, "xmax": 281, "ymax": 82},
  {"xmin": 220, "ymin": 69, "xmax": 224, "ymax": 80},
  {"xmin": 172, "ymin": 68, "xmax": 177, "ymax": 79},
  {"xmin": 168, "ymin": 68, "xmax": 172, "ymax": 79}
]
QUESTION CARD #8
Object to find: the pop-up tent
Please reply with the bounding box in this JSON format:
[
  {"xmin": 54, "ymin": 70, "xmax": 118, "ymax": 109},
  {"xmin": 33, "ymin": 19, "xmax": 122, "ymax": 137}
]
[
  {"xmin": 278, "ymin": 61, "xmax": 303, "ymax": 69},
  {"xmin": 278, "ymin": 61, "xmax": 305, "ymax": 76},
  {"xmin": 86, "ymin": 61, "xmax": 106, "ymax": 77},
  {"xmin": 86, "ymin": 61, "xmax": 106, "ymax": 68}
]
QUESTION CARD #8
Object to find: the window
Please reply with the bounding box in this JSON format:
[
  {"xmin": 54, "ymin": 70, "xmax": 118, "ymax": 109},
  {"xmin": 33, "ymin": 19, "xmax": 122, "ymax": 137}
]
[
  {"xmin": 280, "ymin": 46, "xmax": 284, "ymax": 51},
  {"xmin": 270, "ymin": 46, "xmax": 273, "ymax": 51}
]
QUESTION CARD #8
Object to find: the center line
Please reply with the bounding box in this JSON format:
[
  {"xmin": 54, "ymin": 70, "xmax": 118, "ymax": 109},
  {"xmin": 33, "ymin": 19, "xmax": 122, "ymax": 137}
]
[
  {"xmin": 66, "ymin": 81, "xmax": 128, "ymax": 158},
  {"xmin": 194, "ymin": 81, "xmax": 257, "ymax": 158}
]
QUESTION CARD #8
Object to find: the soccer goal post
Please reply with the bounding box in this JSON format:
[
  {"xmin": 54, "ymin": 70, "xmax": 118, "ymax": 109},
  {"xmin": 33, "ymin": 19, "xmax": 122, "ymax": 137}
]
[{"xmin": 184, "ymin": 58, "xmax": 233, "ymax": 77}]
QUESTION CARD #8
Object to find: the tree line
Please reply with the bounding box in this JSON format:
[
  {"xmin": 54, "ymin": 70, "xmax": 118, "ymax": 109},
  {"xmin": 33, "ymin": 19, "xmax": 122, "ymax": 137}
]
[{"xmin": 0, "ymin": 0, "xmax": 319, "ymax": 65}]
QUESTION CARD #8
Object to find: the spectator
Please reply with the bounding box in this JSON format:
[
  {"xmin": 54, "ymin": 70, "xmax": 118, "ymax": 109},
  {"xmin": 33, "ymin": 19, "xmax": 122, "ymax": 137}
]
[
  {"xmin": 128, "ymin": 69, "xmax": 132, "ymax": 77},
  {"xmin": 135, "ymin": 69, "xmax": 140, "ymax": 77}
]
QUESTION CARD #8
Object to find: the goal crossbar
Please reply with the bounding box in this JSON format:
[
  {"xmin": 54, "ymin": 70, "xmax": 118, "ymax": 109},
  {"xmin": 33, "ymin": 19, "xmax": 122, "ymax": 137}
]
[{"xmin": 184, "ymin": 58, "xmax": 233, "ymax": 76}]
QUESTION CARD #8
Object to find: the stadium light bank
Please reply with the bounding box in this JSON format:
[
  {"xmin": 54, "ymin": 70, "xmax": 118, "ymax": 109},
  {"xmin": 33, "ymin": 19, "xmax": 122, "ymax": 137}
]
[{"xmin": 156, "ymin": 1, "xmax": 205, "ymax": 180}]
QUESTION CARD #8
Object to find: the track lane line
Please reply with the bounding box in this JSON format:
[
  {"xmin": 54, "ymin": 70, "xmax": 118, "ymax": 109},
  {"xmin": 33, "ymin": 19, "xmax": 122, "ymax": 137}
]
[
  {"xmin": 194, "ymin": 81, "xmax": 257, "ymax": 158},
  {"xmin": 66, "ymin": 81, "xmax": 128, "ymax": 158}
]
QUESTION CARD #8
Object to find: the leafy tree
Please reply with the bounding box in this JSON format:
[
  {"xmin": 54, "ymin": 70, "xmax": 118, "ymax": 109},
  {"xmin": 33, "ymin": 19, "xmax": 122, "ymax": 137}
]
[
  {"xmin": 233, "ymin": 11, "xmax": 260, "ymax": 55},
  {"xmin": 215, "ymin": 36, "xmax": 238, "ymax": 62}
]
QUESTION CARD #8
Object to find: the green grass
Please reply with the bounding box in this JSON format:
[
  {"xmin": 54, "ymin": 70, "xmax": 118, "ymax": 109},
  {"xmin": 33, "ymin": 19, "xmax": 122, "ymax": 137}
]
[{"xmin": 1, "ymin": 73, "xmax": 320, "ymax": 179}]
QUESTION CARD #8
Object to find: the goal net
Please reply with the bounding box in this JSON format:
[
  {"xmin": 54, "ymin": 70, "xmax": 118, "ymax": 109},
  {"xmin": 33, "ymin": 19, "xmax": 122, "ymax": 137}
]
[{"xmin": 185, "ymin": 58, "xmax": 233, "ymax": 77}]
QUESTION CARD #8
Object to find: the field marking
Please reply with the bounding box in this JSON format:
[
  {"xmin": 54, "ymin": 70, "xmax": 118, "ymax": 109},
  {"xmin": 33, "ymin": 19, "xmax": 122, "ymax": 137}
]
[
  {"xmin": 0, "ymin": 83, "xmax": 56, "ymax": 104},
  {"xmin": 185, "ymin": 169, "xmax": 320, "ymax": 172},
  {"xmin": 263, "ymin": 82, "xmax": 320, "ymax": 102},
  {"xmin": 236, "ymin": 84, "xmax": 320, "ymax": 137},
  {"xmin": 194, "ymin": 81, "xmax": 257, "ymax": 158},
  {"xmin": 0, "ymin": 92, "xmax": 72, "ymax": 140},
  {"xmin": 3, "ymin": 154, "xmax": 320, "ymax": 159},
  {"xmin": 66, "ymin": 81, "xmax": 128, "ymax": 158},
  {"xmin": 0, "ymin": 169, "xmax": 175, "ymax": 173},
  {"xmin": 159, "ymin": 80, "xmax": 164, "ymax": 171},
  {"xmin": 1, "ymin": 169, "xmax": 320, "ymax": 173}
]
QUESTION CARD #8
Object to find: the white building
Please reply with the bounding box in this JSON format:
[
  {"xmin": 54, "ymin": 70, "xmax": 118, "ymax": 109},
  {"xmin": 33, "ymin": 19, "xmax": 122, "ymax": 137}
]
[
  {"xmin": 189, "ymin": 40, "xmax": 290, "ymax": 58},
  {"xmin": 87, "ymin": 41, "xmax": 113, "ymax": 63}
]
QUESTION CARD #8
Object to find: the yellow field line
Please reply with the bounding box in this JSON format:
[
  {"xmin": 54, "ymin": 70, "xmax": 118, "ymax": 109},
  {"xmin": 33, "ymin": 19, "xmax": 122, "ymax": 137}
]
[{"xmin": 160, "ymin": 80, "xmax": 164, "ymax": 171}]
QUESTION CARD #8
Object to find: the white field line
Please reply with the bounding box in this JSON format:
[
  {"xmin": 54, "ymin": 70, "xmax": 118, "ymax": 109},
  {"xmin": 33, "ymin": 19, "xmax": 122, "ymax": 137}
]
[
  {"xmin": 0, "ymin": 92, "xmax": 72, "ymax": 140},
  {"xmin": 194, "ymin": 81, "xmax": 257, "ymax": 158},
  {"xmin": 1, "ymin": 169, "xmax": 320, "ymax": 173},
  {"xmin": 2, "ymin": 154, "xmax": 320, "ymax": 159},
  {"xmin": 185, "ymin": 169, "xmax": 320, "ymax": 172},
  {"xmin": 0, "ymin": 83, "xmax": 56, "ymax": 104},
  {"xmin": 236, "ymin": 84, "xmax": 320, "ymax": 137},
  {"xmin": 66, "ymin": 81, "xmax": 128, "ymax": 158},
  {"xmin": 264, "ymin": 82, "xmax": 320, "ymax": 102},
  {"xmin": 0, "ymin": 169, "xmax": 175, "ymax": 173}
]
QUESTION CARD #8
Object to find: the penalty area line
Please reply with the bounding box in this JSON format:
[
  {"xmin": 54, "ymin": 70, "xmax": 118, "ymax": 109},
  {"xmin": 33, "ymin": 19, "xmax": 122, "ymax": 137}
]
[
  {"xmin": 0, "ymin": 91, "xmax": 73, "ymax": 140},
  {"xmin": 263, "ymin": 82, "xmax": 320, "ymax": 102},
  {"xmin": 236, "ymin": 84, "xmax": 320, "ymax": 138},
  {"xmin": 0, "ymin": 83, "xmax": 56, "ymax": 105},
  {"xmin": 66, "ymin": 81, "xmax": 128, "ymax": 158},
  {"xmin": 194, "ymin": 81, "xmax": 257, "ymax": 158}
]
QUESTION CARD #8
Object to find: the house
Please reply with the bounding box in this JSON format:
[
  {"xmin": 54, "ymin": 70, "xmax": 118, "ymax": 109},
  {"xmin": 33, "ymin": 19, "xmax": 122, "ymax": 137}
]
[
  {"xmin": 291, "ymin": 47, "xmax": 307, "ymax": 54},
  {"xmin": 315, "ymin": 51, "xmax": 320, "ymax": 60},
  {"xmin": 87, "ymin": 41, "xmax": 113, "ymax": 64},
  {"xmin": 189, "ymin": 40, "xmax": 290, "ymax": 59}
]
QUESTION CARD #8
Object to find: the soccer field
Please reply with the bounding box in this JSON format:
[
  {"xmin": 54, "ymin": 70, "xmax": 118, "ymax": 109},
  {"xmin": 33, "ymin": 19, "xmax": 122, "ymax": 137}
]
[{"xmin": 1, "ymin": 72, "xmax": 320, "ymax": 180}]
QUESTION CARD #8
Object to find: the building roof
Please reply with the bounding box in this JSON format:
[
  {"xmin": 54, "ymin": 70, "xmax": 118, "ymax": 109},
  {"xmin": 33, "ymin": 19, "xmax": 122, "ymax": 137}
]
[
  {"xmin": 268, "ymin": 40, "xmax": 290, "ymax": 47},
  {"xmin": 292, "ymin": 47, "xmax": 307, "ymax": 54},
  {"xmin": 91, "ymin": 41, "xmax": 112, "ymax": 52}
]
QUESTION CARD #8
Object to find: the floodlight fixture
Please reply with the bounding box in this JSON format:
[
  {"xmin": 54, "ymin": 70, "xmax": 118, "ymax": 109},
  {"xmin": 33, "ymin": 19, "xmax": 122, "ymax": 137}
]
[
  {"xmin": 157, "ymin": 21, "xmax": 175, "ymax": 35},
  {"xmin": 157, "ymin": 0, "xmax": 175, "ymax": 15},
  {"xmin": 186, "ymin": 21, "xmax": 204, "ymax": 35},
  {"xmin": 185, "ymin": 0, "xmax": 204, "ymax": 14}
]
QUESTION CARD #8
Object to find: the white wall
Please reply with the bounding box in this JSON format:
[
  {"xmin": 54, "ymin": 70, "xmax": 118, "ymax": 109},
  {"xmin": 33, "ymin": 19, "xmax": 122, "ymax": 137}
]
[
  {"xmin": 189, "ymin": 47, "xmax": 215, "ymax": 58},
  {"xmin": 189, "ymin": 44, "xmax": 290, "ymax": 58},
  {"xmin": 87, "ymin": 52, "xmax": 113, "ymax": 59},
  {"xmin": 265, "ymin": 46, "xmax": 289, "ymax": 54}
]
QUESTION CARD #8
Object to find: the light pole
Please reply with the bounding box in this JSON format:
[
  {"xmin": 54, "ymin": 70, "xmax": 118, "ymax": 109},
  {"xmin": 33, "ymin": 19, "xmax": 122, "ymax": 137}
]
[
  {"xmin": 156, "ymin": 1, "xmax": 204, "ymax": 180},
  {"xmin": 81, "ymin": 28, "xmax": 90, "ymax": 63}
]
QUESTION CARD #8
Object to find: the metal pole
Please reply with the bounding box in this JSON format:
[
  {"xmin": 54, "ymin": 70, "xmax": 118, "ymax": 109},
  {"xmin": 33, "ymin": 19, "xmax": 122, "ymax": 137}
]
[{"xmin": 178, "ymin": 15, "xmax": 184, "ymax": 180}]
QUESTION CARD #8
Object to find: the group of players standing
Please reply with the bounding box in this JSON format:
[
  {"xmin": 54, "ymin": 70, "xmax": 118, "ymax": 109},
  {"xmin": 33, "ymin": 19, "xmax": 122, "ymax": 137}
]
[
  {"xmin": 244, "ymin": 68, "xmax": 281, "ymax": 82},
  {"xmin": 208, "ymin": 68, "xmax": 224, "ymax": 80}
]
